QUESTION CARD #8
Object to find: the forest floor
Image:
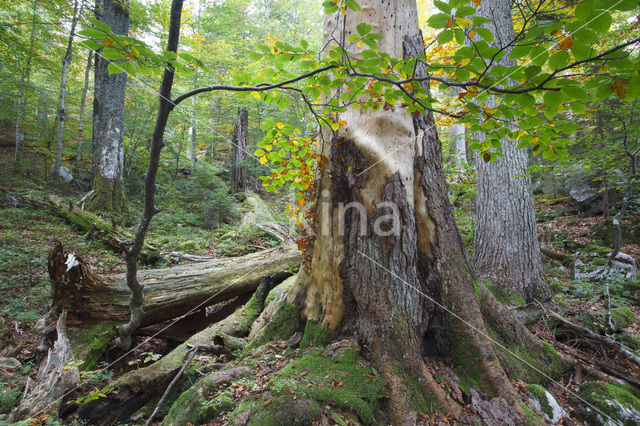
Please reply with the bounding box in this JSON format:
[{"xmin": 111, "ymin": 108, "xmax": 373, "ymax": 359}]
[{"xmin": 1, "ymin": 152, "xmax": 640, "ymax": 423}]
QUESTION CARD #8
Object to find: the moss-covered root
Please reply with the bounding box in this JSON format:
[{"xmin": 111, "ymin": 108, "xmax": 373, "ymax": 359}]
[
  {"xmin": 161, "ymin": 366, "xmax": 250, "ymax": 425},
  {"xmin": 77, "ymin": 281, "xmax": 271, "ymax": 425},
  {"xmin": 478, "ymin": 284, "xmax": 569, "ymax": 384}
]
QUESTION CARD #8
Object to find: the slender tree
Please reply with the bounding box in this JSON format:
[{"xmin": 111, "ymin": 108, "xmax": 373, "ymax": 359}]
[
  {"xmin": 14, "ymin": 1, "xmax": 38, "ymax": 168},
  {"xmin": 88, "ymin": 0, "xmax": 129, "ymax": 214},
  {"xmin": 75, "ymin": 50, "xmax": 93, "ymax": 170},
  {"xmin": 231, "ymin": 105, "xmax": 248, "ymax": 193},
  {"xmin": 471, "ymin": 0, "xmax": 549, "ymax": 302},
  {"xmin": 53, "ymin": 0, "xmax": 83, "ymax": 181}
]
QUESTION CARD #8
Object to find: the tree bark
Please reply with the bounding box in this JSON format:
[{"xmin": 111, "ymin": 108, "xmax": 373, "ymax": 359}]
[
  {"xmin": 89, "ymin": 0, "xmax": 129, "ymax": 214},
  {"xmin": 53, "ymin": 0, "xmax": 82, "ymax": 181},
  {"xmin": 471, "ymin": 0, "xmax": 549, "ymax": 302},
  {"xmin": 293, "ymin": 1, "xmax": 547, "ymax": 421},
  {"xmin": 76, "ymin": 51, "xmax": 93, "ymax": 170},
  {"xmin": 450, "ymin": 123, "xmax": 466, "ymax": 165},
  {"xmin": 48, "ymin": 242, "xmax": 300, "ymax": 326},
  {"xmin": 231, "ymin": 106, "xmax": 248, "ymax": 193}
]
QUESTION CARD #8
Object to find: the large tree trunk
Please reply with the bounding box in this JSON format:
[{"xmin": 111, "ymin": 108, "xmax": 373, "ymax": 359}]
[
  {"xmin": 231, "ymin": 106, "xmax": 248, "ymax": 193},
  {"xmin": 471, "ymin": 0, "xmax": 549, "ymax": 302},
  {"xmin": 53, "ymin": 0, "xmax": 82, "ymax": 181},
  {"xmin": 76, "ymin": 51, "xmax": 93, "ymax": 170},
  {"xmin": 294, "ymin": 0, "xmax": 562, "ymax": 422},
  {"xmin": 89, "ymin": 0, "xmax": 129, "ymax": 214},
  {"xmin": 48, "ymin": 242, "xmax": 300, "ymax": 326}
]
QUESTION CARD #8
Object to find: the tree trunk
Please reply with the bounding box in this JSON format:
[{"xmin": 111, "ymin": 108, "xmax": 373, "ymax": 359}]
[
  {"xmin": 471, "ymin": 0, "xmax": 549, "ymax": 302},
  {"xmin": 89, "ymin": 0, "xmax": 129, "ymax": 214},
  {"xmin": 53, "ymin": 0, "xmax": 82, "ymax": 181},
  {"xmin": 231, "ymin": 106, "xmax": 248, "ymax": 193},
  {"xmin": 48, "ymin": 242, "xmax": 300, "ymax": 326},
  {"xmin": 189, "ymin": 74, "xmax": 198, "ymax": 167},
  {"xmin": 14, "ymin": 1, "xmax": 38, "ymax": 168},
  {"xmin": 291, "ymin": 1, "xmax": 563, "ymax": 422},
  {"xmin": 76, "ymin": 51, "xmax": 93, "ymax": 170},
  {"xmin": 450, "ymin": 122, "xmax": 466, "ymax": 165}
]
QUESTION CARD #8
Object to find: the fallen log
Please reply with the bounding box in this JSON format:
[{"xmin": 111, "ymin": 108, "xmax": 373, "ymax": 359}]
[
  {"xmin": 48, "ymin": 243, "xmax": 301, "ymax": 327},
  {"xmin": 18, "ymin": 193, "xmax": 158, "ymax": 262},
  {"xmin": 78, "ymin": 281, "xmax": 273, "ymax": 425}
]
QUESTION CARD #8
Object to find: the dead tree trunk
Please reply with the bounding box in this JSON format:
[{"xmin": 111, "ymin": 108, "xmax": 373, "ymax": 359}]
[
  {"xmin": 231, "ymin": 106, "xmax": 248, "ymax": 193},
  {"xmin": 48, "ymin": 243, "xmax": 300, "ymax": 326}
]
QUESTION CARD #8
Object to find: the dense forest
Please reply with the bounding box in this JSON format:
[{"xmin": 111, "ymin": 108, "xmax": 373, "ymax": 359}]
[{"xmin": 0, "ymin": 0, "xmax": 639, "ymax": 424}]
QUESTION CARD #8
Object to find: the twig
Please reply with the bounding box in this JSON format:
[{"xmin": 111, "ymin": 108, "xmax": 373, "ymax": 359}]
[{"xmin": 145, "ymin": 345, "xmax": 199, "ymax": 426}]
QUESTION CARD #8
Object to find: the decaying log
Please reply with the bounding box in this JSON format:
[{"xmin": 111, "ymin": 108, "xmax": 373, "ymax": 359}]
[
  {"xmin": 48, "ymin": 243, "xmax": 300, "ymax": 327},
  {"xmin": 19, "ymin": 194, "xmax": 158, "ymax": 262},
  {"xmin": 78, "ymin": 281, "xmax": 273, "ymax": 425},
  {"xmin": 9, "ymin": 312, "xmax": 79, "ymax": 422},
  {"xmin": 545, "ymin": 308, "xmax": 640, "ymax": 369}
]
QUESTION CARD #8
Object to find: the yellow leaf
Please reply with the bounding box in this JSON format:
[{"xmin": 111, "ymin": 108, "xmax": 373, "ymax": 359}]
[
  {"xmin": 130, "ymin": 46, "xmax": 140, "ymax": 58},
  {"xmin": 276, "ymin": 122, "xmax": 285, "ymax": 130},
  {"xmin": 455, "ymin": 17, "xmax": 472, "ymax": 28},
  {"xmin": 330, "ymin": 122, "xmax": 340, "ymax": 131},
  {"xmin": 460, "ymin": 58, "xmax": 471, "ymax": 66},
  {"xmin": 468, "ymin": 30, "xmax": 476, "ymax": 39},
  {"xmin": 550, "ymin": 29, "xmax": 563, "ymax": 37},
  {"xmin": 338, "ymin": 120, "xmax": 348, "ymax": 126},
  {"xmin": 446, "ymin": 19, "xmax": 454, "ymax": 29},
  {"xmin": 558, "ymin": 36, "xmax": 573, "ymax": 50},
  {"xmin": 104, "ymin": 38, "xmax": 114, "ymax": 46},
  {"xmin": 612, "ymin": 80, "xmax": 627, "ymax": 100},
  {"xmin": 265, "ymin": 144, "xmax": 272, "ymax": 152},
  {"xmin": 298, "ymin": 198, "xmax": 306, "ymax": 206},
  {"xmin": 472, "ymin": 0, "xmax": 482, "ymax": 6},
  {"xmin": 260, "ymin": 155, "xmax": 268, "ymax": 165}
]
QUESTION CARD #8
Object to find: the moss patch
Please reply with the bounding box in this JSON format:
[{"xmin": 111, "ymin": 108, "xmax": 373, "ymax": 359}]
[
  {"xmin": 247, "ymin": 303, "xmax": 302, "ymax": 349},
  {"xmin": 69, "ymin": 322, "xmax": 118, "ymax": 370},
  {"xmin": 88, "ymin": 175, "xmax": 129, "ymax": 218},
  {"xmin": 494, "ymin": 339, "xmax": 567, "ymax": 385},
  {"xmin": 485, "ymin": 281, "xmax": 526, "ymax": 306},
  {"xmin": 300, "ymin": 319, "xmax": 334, "ymax": 348},
  {"xmin": 574, "ymin": 381, "xmax": 640, "ymax": 425},
  {"xmin": 526, "ymin": 384, "xmax": 553, "ymax": 419},
  {"xmin": 268, "ymin": 347, "xmax": 388, "ymax": 423}
]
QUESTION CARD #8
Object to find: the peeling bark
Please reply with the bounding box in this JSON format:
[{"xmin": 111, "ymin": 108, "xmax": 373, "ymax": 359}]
[{"xmin": 231, "ymin": 106, "xmax": 248, "ymax": 193}]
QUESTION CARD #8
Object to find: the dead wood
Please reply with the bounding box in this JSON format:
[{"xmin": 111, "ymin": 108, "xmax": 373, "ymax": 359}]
[{"xmin": 48, "ymin": 242, "xmax": 300, "ymax": 327}]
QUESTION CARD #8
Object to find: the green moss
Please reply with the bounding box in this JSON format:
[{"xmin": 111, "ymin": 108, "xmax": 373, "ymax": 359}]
[
  {"xmin": 522, "ymin": 404, "xmax": 545, "ymax": 426},
  {"xmin": 450, "ymin": 328, "xmax": 498, "ymax": 398},
  {"xmin": 69, "ymin": 322, "xmax": 117, "ymax": 370},
  {"xmin": 242, "ymin": 395, "xmax": 324, "ymax": 426},
  {"xmin": 267, "ymin": 347, "xmax": 388, "ymax": 423},
  {"xmin": 526, "ymin": 384, "xmax": 553, "ymax": 419},
  {"xmin": 88, "ymin": 175, "xmax": 129, "ymax": 217},
  {"xmin": 583, "ymin": 243, "xmax": 612, "ymax": 256},
  {"xmin": 592, "ymin": 257, "xmax": 607, "ymax": 266},
  {"xmin": 575, "ymin": 381, "xmax": 640, "ymax": 425},
  {"xmin": 264, "ymin": 275, "xmax": 296, "ymax": 306},
  {"xmin": 485, "ymin": 281, "xmax": 526, "ymax": 306},
  {"xmin": 247, "ymin": 303, "xmax": 302, "ymax": 349},
  {"xmin": 541, "ymin": 248, "xmax": 574, "ymax": 268},
  {"xmin": 300, "ymin": 319, "xmax": 334, "ymax": 348},
  {"xmin": 611, "ymin": 306, "xmax": 636, "ymax": 330}
]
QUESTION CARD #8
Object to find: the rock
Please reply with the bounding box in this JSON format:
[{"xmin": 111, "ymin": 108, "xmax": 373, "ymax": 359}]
[
  {"xmin": 50, "ymin": 165, "xmax": 73, "ymax": 183},
  {"xmin": 0, "ymin": 357, "xmax": 20, "ymax": 370},
  {"xmin": 575, "ymin": 381, "xmax": 640, "ymax": 426},
  {"xmin": 574, "ymin": 251, "xmax": 638, "ymax": 282},
  {"xmin": 564, "ymin": 171, "xmax": 601, "ymax": 215},
  {"xmin": 527, "ymin": 384, "xmax": 567, "ymax": 423}
]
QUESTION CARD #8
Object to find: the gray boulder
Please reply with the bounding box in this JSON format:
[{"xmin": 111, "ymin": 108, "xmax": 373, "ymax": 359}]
[{"xmin": 50, "ymin": 165, "xmax": 73, "ymax": 183}]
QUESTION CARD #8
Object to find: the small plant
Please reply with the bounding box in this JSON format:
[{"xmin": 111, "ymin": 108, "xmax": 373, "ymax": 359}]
[{"xmin": 127, "ymin": 351, "xmax": 162, "ymax": 366}]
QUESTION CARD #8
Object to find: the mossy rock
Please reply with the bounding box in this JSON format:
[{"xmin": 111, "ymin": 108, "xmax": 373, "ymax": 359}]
[
  {"xmin": 591, "ymin": 223, "xmax": 640, "ymax": 247},
  {"xmin": 247, "ymin": 303, "xmax": 303, "ymax": 349},
  {"xmin": 611, "ymin": 306, "xmax": 637, "ymax": 330},
  {"xmin": 526, "ymin": 384, "xmax": 566, "ymax": 422},
  {"xmin": 574, "ymin": 381, "xmax": 640, "ymax": 425},
  {"xmin": 300, "ymin": 319, "xmax": 335, "ymax": 348},
  {"xmin": 582, "ymin": 307, "xmax": 636, "ymax": 333}
]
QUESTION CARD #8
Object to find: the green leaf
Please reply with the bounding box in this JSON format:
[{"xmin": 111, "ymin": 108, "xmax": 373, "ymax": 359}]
[
  {"xmin": 561, "ymin": 85, "xmax": 589, "ymax": 102},
  {"xmin": 588, "ymin": 11, "xmax": 612, "ymax": 33},
  {"xmin": 77, "ymin": 39, "xmax": 103, "ymax": 50},
  {"xmin": 454, "ymin": 29, "xmax": 465, "ymax": 45},
  {"xmin": 509, "ymin": 45, "xmax": 529, "ymax": 60},
  {"xmin": 357, "ymin": 23, "xmax": 372, "ymax": 36},
  {"xmin": 88, "ymin": 18, "xmax": 111, "ymax": 33},
  {"xmin": 344, "ymin": 0, "xmax": 362, "ymax": 11},
  {"xmin": 548, "ymin": 50, "xmax": 569, "ymax": 70},
  {"xmin": 101, "ymin": 47, "xmax": 126, "ymax": 60},
  {"xmin": 543, "ymin": 90, "xmax": 564, "ymax": 107},
  {"xmin": 571, "ymin": 41, "xmax": 592, "ymax": 61},
  {"xmin": 107, "ymin": 61, "xmax": 124, "ymax": 74},
  {"xmin": 437, "ymin": 30, "xmax": 454, "ymax": 44},
  {"xmin": 434, "ymin": 0, "xmax": 452, "ymax": 13},
  {"xmin": 455, "ymin": 5, "xmax": 476, "ymax": 16},
  {"xmin": 475, "ymin": 27, "xmax": 493, "ymax": 42},
  {"xmin": 347, "ymin": 34, "xmax": 360, "ymax": 43},
  {"xmin": 570, "ymin": 103, "xmax": 586, "ymax": 113},
  {"xmin": 78, "ymin": 28, "xmax": 108, "ymax": 41},
  {"xmin": 428, "ymin": 13, "xmax": 451, "ymax": 29},
  {"xmin": 530, "ymin": 46, "xmax": 549, "ymax": 67},
  {"xmin": 573, "ymin": 28, "xmax": 599, "ymax": 44},
  {"xmin": 473, "ymin": 16, "xmax": 492, "ymax": 26},
  {"xmin": 574, "ymin": 2, "xmax": 591, "ymax": 19}
]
